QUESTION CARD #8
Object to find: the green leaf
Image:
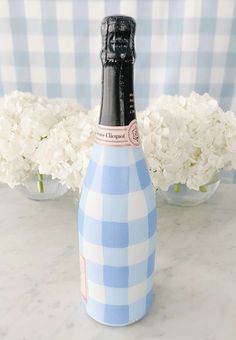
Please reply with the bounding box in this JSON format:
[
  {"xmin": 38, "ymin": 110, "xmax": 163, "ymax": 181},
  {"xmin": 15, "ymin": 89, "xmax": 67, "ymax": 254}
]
[
  {"xmin": 199, "ymin": 185, "xmax": 207, "ymax": 192},
  {"xmin": 174, "ymin": 183, "xmax": 181, "ymax": 193}
]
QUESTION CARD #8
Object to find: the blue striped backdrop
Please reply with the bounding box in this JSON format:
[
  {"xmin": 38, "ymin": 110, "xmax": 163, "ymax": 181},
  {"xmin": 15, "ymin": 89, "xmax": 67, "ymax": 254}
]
[{"xmin": 0, "ymin": 0, "xmax": 235, "ymax": 183}]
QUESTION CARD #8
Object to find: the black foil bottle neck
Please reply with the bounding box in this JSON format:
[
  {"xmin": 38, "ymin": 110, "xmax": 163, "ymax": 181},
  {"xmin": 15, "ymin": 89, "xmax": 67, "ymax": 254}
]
[
  {"xmin": 99, "ymin": 15, "xmax": 136, "ymax": 127},
  {"xmin": 99, "ymin": 61, "xmax": 136, "ymax": 126}
]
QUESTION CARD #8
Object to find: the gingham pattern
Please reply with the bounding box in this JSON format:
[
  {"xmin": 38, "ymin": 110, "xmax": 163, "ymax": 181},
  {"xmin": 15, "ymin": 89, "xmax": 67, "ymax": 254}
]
[
  {"xmin": 78, "ymin": 144, "xmax": 157, "ymax": 325},
  {"xmin": 0, "ymin": 0, "xmax": 235, "ymax": 182}
]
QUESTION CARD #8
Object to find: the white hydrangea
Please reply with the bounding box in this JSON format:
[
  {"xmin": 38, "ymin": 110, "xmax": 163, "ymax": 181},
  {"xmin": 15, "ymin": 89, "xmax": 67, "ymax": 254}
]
[
  {"xmin": 34, "ymin": 106, "xmax": 99, "ymax": 191},
  {"xmin": 1, "ymin": 90, "xmax": 236, "ymax": 192},
  {"xmin": 0, "ymin": 91, "xmax": 86, "ymax": 187},
  {"xmin": 138, "ymin": 92, "xmax": 236, "ymax": 191}
]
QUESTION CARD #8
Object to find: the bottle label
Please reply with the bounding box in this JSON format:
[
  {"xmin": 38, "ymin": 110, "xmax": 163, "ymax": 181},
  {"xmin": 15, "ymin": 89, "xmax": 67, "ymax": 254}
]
[
  {"xmin": 95, "ymin": 119, "xmax": 140, "ymax": 147},
  {"xmin": 80, "ymin": 255, "xmax": 88, "ymax": 303}
]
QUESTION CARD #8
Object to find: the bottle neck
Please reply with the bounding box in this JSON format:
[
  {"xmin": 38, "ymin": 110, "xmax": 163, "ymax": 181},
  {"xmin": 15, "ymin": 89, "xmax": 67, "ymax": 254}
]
[{"xmin": 99, "ymin": 62, "xmax": 136, "ymax": 126}]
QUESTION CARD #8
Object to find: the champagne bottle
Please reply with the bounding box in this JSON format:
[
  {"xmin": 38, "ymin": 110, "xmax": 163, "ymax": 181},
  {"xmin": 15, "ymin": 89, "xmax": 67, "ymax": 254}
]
[{"xmin": 78, "ymin": 15, "xmax": 157, "ymax": 326}]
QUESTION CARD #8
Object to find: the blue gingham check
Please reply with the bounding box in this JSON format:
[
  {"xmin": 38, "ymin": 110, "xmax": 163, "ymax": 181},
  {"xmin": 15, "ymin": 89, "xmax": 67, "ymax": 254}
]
[
  {"xmin": 78, "ymin": 144, "xmax": 157, "ymax": 325},
  {"xmin": 0, "ymin": 0, "xmax": 235, "ymax": 183}
]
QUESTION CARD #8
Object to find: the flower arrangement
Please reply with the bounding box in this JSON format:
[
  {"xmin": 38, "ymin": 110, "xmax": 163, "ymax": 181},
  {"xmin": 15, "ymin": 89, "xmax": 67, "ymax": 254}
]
[
  {"xmin": 34, "ymin": 107, "xmax": 98, "ymax": 191},
  {"xmin": 0, "ymin": 91, "xmax": 236, "ymax": 197},
  {"xmin": 138, "ymin": 92, "xmax": 236, "ymax": 191},
  {"xmin": 0, "ymin": 91, "xmax": 85, "ymax": 190}
]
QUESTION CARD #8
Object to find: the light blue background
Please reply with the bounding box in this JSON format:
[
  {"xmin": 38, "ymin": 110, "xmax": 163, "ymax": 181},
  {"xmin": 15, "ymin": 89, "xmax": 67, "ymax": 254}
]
[{"xmin": 0, "ymin": 0, "xmax": 235, "ymax": 110}]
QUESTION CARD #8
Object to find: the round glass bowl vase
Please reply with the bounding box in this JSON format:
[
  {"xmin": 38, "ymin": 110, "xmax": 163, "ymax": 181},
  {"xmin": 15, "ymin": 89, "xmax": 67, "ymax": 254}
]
[
  {"xmin": 17, "ymin": 174, "xmax": 69, "ymax": 201},
  {"xmin": 159, "ymin": 177, "xmax": 221, "ymax": 207}
]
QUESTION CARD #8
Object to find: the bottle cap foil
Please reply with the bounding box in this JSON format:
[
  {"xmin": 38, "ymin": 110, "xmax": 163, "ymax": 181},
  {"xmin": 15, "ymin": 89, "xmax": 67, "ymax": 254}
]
[{"xmin": 101, "ymin": 15, "xmax": 136, "ymax": 64}]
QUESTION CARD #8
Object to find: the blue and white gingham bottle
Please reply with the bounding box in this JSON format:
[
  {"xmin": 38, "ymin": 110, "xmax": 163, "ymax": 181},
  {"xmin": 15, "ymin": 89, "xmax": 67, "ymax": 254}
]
[{"xmin": 78, "ymin": 15, "xmax": 157, "ymax": 326}]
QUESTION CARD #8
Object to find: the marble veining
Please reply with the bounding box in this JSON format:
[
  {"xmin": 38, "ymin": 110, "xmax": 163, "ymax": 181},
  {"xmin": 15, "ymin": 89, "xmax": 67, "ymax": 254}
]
[{"xmin": 0, "ymin": 184, "xmax": 236, "ymax": 340}]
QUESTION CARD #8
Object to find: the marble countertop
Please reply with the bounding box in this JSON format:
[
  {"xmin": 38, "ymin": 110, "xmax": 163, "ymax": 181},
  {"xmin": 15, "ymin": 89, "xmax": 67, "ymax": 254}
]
[{"xmin": 0, "ymin": 184, "xmax": 236, "ymax": 340}]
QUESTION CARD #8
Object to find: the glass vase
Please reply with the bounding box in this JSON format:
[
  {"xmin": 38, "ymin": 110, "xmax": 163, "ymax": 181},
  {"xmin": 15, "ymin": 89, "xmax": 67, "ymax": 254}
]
[
  {"xmin": 159, "ymin": 177, "xmax": 221, "ymax": 207},
  {"xmin": 17, "ymin": 174, "xmax": 69, "ymax": 201}
]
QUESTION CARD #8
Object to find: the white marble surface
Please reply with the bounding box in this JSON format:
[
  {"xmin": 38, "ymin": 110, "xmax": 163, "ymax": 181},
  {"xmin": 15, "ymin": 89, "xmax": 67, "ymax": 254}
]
[{"xmin": 0, "ymin": 184, "xmax": 236, "ymax": 340}]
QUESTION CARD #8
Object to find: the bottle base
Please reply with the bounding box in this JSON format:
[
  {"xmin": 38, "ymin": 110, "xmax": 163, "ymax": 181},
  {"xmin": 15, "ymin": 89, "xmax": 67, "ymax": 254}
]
[
  {"xmin": 86, "ymin": 308, "xmax": 152, "ymax": 327},
  {"xmin": 80, "ymin": 289, "xmax": 154, "ymax": 327}
]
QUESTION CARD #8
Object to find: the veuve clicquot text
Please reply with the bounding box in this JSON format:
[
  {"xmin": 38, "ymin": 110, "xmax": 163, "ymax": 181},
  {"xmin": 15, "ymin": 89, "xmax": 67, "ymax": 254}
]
[{"xmin": 78, "ymin": 15, "xmax": 157, "ymax": 326}]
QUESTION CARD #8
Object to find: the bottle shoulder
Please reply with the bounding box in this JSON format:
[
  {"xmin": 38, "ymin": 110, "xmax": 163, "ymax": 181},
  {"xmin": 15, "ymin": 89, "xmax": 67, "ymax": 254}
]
[
  {"xmin": 80, "ymin": 144, "xmax": 156, "ymax": 217},
  {"xmin": 90, "ymin": 143, "xmax": 145, "ymax": 167}
]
